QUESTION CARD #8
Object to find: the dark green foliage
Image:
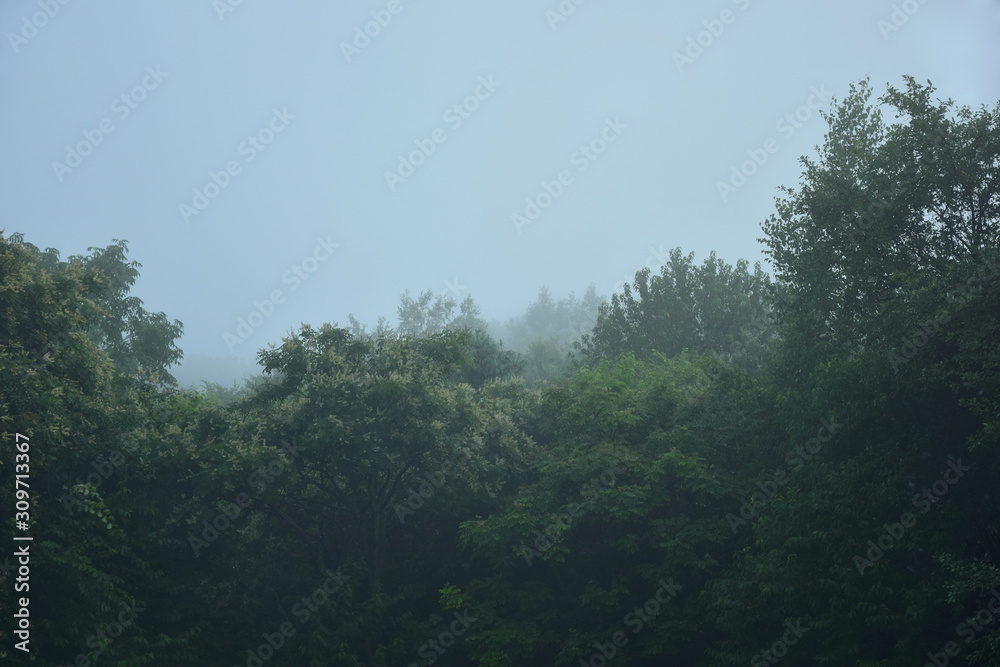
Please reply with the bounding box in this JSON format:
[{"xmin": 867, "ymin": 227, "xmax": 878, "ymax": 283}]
[
  {"xmin": 0, "ymin": 232, "xmax": 190, "ymax": 664},
  {"xmin": 579, "ymin": 249, "xmax": 773, "ymax": 370},
  {"xmin": 2, "ymin": 76, "xmax": 999, "ymax": 665}
]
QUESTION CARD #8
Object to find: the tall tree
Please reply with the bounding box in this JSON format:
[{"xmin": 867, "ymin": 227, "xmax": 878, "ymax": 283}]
[
  {"xmin": 0, "ymin": 232, "xmax": 189, "ymax": 663},
  {"xmin": 200, "ymin": 324, "xmax": 536, "ymax": 664},
  {"xmin": 760, "ymin": 76, "xmax": 1000, "ymax": 367}
]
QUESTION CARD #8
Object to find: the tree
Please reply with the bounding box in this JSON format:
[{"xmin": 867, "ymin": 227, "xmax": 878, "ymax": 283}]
[
  {"xmin": 78, "ymin": 239, "xmax": 183, "ymax": 384},
  {"xmin": 395, "ymin": 290, "xmax": 485, "ymax": 337},
  {"xmin": 201, "ymin": 324, "xmax": 536, "ymax": 664},
  {"xmin": 453, "ymin": 353, "xmax": 743, "ymax": 665},
  {"xmin": 0, "ymin": 231, "xmax": 190, "ymax": 663},
  {"xmin": 354, "ymin": 290, "xmax": 523, "ymax": 388},
  {"xmin": 493, "ymin": 285, "xmax": 604, "ymax": 352},
  {"xmin": 490, "ymin": 285, "xmax": 604, "ymax": 387},
  {"xmin": 760, "ymin": 77, "xmax": 1000, "ymax": 367},
  {"xmin": 743, "ymin": 77, "xmax": 1000, "ymax": 665},
  {"xmin": 579, "ymin": 248, "xmax": 773, "ymax": 368}
]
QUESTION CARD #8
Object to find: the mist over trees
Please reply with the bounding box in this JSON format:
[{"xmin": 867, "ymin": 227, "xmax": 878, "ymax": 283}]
[
  {"xmin": 3, "ymin": 77, "xmax": 1000, "ymax": 665},
  {"xmin": 580, "ymin": 248, "xmax": 774, "ymax": 368}
]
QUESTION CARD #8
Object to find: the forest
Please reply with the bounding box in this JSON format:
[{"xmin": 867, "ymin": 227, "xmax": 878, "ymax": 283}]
[{"xmin": 2, "ymin": 77, "xmax": 1000, "ymax": 666}]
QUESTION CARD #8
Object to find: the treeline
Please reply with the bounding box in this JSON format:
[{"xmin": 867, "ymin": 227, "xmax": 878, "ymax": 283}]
[{"xmin": 2, "ymin": 76, "xmax": 999, "ymax": 665}]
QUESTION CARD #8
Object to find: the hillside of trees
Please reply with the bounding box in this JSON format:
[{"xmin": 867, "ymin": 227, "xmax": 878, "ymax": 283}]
[{"xmin": 2, "ymin": 77, "xmax": 999, "ymax": 665}]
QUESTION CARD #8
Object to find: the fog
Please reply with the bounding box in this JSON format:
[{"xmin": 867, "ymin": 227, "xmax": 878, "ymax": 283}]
[{"xmin": 3, "ymin": 0, "xmax": 998, "ymax": 386}]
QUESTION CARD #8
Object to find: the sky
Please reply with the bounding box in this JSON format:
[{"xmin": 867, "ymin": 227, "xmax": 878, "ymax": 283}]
[{"xmin": 3, "ymin": 0, "xmax": 999, "ymax": 386}]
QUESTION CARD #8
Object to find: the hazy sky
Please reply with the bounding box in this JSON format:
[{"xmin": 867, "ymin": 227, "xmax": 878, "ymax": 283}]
[{"xmin": 3, "ymin": 0, "xmax": 999, "ymax": 383}]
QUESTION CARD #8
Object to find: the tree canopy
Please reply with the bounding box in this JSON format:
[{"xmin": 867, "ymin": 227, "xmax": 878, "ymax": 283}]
[{"xmin": 3, "ymin": 77, "xmax": 999, "ymax": 665}]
